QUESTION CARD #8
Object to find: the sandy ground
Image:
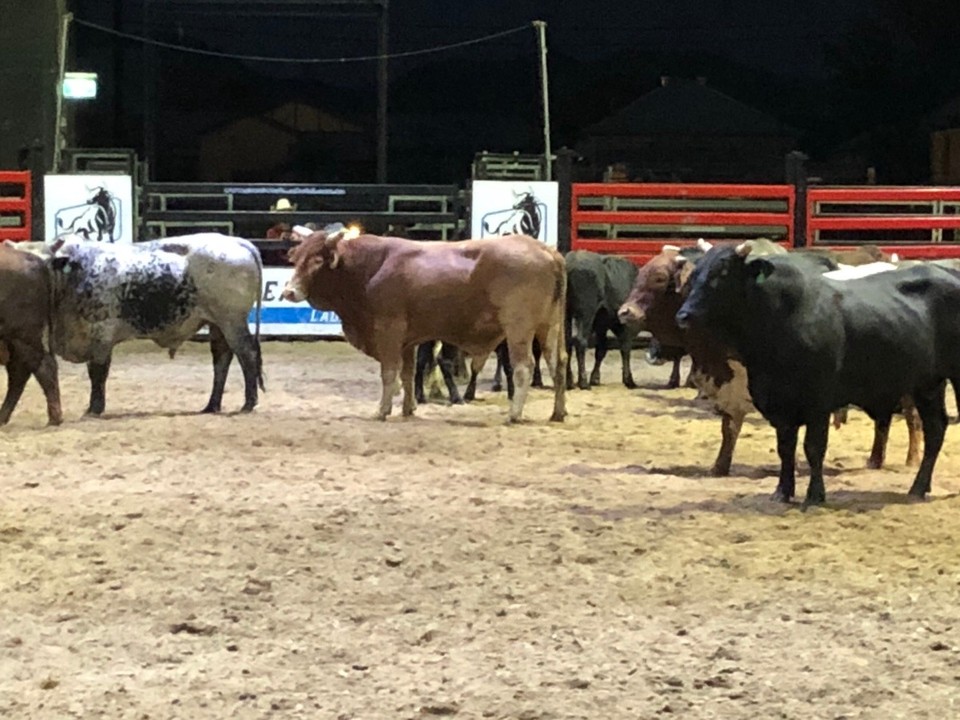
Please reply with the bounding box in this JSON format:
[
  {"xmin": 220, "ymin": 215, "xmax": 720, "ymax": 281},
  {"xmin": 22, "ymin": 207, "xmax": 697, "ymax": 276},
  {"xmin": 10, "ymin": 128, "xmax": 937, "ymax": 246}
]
[{"xmin": 2, "ymin": 339, "xmax": 960, "ymax": 719}]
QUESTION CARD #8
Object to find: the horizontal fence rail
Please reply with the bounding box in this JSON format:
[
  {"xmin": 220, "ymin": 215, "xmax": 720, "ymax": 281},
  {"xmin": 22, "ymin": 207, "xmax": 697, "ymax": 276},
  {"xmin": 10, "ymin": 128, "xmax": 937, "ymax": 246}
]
[
  {"xmin": 571, "ymin": 183, "xmax": 795, "ymax": 264},
  {"xmin": 0, "ymin": 171, "xmax": 32, "ymax": 242},
  {"xmin": 142, "ymin": 182, "xmax": 464, "ymax": 246},
  {"xmin": 807, "ymin": 186, "xmax": 960, "ymax": 259}
]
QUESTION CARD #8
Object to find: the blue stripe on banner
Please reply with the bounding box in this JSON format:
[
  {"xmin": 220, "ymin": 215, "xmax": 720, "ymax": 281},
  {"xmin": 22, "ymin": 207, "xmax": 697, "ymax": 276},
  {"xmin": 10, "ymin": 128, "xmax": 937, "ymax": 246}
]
[{"xmin": 247, "ymin": 307, "xmax": 342, "ymax": 324}]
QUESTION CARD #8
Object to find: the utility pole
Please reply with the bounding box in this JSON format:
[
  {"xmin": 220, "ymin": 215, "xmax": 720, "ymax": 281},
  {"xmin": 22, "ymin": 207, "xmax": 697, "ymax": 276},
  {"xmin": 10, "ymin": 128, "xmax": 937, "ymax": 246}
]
[
  {"xmin": 52, "ymin": 11, "xmax": 73, "ymax": 172},
  {"xmin": 533, "ymin": 20, "xmax": 552, "ymax": 181},
  {"xmin": 376, "ymin": 0, "xmax": 389, "ymax": 183}
]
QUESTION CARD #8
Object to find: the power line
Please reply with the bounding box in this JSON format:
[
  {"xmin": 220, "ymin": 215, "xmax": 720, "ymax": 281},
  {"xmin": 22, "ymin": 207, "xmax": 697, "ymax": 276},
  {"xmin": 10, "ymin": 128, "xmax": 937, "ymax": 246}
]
[{"xmin": 72, "ymin": 17, "xmax": 532, "ymax": 64}]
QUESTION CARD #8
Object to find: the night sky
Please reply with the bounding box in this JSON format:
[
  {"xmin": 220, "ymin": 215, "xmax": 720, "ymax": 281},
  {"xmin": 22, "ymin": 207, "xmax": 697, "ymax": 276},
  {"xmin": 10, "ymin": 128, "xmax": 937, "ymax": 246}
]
[{"xmin": 70, "ymin": 0, "xmax": 960, "ymax": 183}]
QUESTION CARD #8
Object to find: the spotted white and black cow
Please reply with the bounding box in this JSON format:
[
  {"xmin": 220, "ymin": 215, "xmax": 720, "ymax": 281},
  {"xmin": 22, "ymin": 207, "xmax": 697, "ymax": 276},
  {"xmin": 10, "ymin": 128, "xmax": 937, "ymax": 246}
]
[{"xmin": 49, "ymin": 233, "xmax": 265, "ymax": 416}]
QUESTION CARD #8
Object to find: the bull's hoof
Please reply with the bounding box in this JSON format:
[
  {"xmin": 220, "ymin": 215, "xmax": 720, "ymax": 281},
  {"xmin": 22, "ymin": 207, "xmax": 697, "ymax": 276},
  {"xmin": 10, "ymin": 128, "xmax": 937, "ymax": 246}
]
[
  {"xmin": 623, "ymin": 379, "xmax": 638, "ymax": 390},
  {"xmin": 801, "ymin": 493, "xmax": 826, "ymax": 509},
  {"xmin": 905, "ymin": 454, "xmax": 921, "ymax": 468},
  {"xmin": 201, "ymin": 404, "xmax": 221, "ymax": 414},
  {"xmin": 47, "ymin": 417, "xmax": 63, "ymax": 427},
  {"xmin": 865, "ymin": 456, "xmax": 883, "ymax": 470},
  {"xmin": 85, "ymin": 408, "xmax": 104, "ymax": 418},
  {"xmin": 549, "ymin": 411, "xmax": 566, "ymax": 423},
  {"xmin": 450, "ymin": 396, "xmax": 464, "ymax": 405},
  {"xmin": 710, "ymin": 463, "xmax": 731, "ymax": 477},
  {"xmin": 665, "ymin": 380, "xmax": 680, "ymax": 390},
  {"xmin": 770, "ymin": 488, "xmax": 793, "ymax": 503},
  {"xmin": 239, "ymin": 403, "xmax": 256, "ymax": 413},
  {"xmin": 491, "ymin": 381, "xmax": 503, "ymax": 392},
  {"xmin": 402, "ymin": 406, "xmax": 416, "ymax": 417},
  {"xmin": 415, "ymin": 394, "xmax": 426, "ymax": 404},
  {"xmin": 531, "ymin": 379, "xmax": 544, "ymax": 389},
  {"xmin": 577, "ymin": 380, "xmax": 590, "ymax": 391}
]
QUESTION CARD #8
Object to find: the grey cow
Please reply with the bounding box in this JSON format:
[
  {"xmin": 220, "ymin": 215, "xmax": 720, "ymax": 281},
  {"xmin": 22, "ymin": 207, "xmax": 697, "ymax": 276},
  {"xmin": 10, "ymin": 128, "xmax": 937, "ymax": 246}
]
[{"xmin": 49, "ymin": 233, "xmax": 264, "ymax": 416}]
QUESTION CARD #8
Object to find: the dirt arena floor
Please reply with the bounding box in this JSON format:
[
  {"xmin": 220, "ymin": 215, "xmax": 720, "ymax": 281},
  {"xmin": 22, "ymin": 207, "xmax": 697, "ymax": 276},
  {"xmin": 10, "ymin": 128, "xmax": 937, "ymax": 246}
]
[{"xmin": 2, "ymin": 339, "xmax": 960, "ymax": 719}]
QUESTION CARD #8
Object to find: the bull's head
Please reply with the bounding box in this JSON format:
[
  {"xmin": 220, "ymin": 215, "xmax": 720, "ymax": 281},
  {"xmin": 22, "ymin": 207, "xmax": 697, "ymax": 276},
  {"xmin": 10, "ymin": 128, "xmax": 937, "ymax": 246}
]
[
  {"xmin": 617, "ymin": 246, "xmax": 682, "ymax": 325},
  {"xmin": 281, "ymin": 224, "xmax": 361, "ymax": 302}
]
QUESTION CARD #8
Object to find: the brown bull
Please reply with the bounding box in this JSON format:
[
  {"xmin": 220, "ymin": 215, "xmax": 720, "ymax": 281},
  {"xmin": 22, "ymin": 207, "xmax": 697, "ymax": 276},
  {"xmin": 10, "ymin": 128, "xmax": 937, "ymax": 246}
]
[
  {"xmin": 282, "ymin": 228, "xmax": 567, "ymax": 423},
  {"xmin": 0, "ymin": 244, "xmax": 62, "ymax": 426}
]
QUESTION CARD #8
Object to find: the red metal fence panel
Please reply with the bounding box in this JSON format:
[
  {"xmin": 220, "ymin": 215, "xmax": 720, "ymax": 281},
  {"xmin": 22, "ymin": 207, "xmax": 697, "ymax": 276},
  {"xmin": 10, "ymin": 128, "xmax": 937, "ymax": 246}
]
[
  {"xmin": 806, "ymin": 186, "xmax": 960, "ymax": 260},
  {"xmin": 571, "ymin": 183, "xmax": 795, "ymax": 265},
  {"xmin": 0, "ymin": 171, "xmax": 32, "ymax": 242}
]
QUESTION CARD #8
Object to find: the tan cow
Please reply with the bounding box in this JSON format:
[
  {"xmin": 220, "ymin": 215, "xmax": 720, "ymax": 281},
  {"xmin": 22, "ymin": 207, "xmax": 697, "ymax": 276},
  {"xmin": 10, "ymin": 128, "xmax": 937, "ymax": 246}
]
[{"xmin": 282, "ymin": 228, "xmax": 568, "ymax": 423}]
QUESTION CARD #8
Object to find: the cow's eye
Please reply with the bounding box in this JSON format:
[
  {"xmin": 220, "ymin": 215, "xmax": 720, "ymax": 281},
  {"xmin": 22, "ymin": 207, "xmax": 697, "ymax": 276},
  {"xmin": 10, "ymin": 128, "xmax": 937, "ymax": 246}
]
[{"xmin": 709, "ymin": 276, "xmax": 719, "ymax": 288}]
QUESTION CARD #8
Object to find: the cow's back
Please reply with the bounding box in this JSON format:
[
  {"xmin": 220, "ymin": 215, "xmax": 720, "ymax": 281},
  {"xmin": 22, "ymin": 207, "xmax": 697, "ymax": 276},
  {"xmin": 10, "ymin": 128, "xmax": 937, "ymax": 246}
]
[{"xmin": 376, "ymin": 234, "xmax": 561, "ymax": 352}]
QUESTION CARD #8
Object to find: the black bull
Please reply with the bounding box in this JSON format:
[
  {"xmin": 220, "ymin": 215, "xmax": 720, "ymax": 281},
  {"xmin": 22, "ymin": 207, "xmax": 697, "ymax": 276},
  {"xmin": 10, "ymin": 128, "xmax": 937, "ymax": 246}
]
[{"xmin": 677, "ymin": 244, "xmax": 960, "ymax": 505}]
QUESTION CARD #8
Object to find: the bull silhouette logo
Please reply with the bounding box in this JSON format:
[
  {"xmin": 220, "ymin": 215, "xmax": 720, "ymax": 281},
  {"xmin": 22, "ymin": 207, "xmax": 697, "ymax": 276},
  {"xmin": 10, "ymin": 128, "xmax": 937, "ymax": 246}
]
[
  {"xmin": 480, "ymin": 189, "xmax": 546, "ymax": 241},
  {"xmin": 54, "ymin": 185, "xmax": 121, "ymax": 242}
]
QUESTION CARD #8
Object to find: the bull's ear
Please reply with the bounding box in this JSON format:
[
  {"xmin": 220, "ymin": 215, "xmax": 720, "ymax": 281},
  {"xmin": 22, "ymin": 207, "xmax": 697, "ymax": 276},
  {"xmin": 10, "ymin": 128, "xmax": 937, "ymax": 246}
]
[
  {"xmin": 51, "ymin": 256, "xmax": 70, "ymax": 273},
  {"xmin": 746, "ymin": 257, "xmax": 774, "ymax": 285}
]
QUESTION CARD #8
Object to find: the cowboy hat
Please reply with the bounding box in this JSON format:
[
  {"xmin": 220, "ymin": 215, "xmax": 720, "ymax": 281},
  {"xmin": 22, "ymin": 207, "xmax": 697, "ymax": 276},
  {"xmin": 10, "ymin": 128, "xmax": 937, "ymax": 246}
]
[{"xmin": 271, "ymin": 197, "xmax": 297, "ymax": 212}]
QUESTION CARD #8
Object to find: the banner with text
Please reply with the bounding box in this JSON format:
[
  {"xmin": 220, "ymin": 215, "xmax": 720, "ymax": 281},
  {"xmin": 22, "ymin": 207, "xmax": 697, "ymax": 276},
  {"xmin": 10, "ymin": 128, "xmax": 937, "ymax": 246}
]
[{"xmin": 251, "ymin": 267, "xmax": 342, "ymax": 337}]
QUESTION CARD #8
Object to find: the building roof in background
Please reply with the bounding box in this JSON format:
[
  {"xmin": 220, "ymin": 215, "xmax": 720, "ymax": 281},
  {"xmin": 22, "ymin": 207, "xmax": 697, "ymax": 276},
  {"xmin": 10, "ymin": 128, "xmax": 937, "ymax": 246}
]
[{"xmin": 584, "ymin": 77, "xmax": 799, "ymax": 137}]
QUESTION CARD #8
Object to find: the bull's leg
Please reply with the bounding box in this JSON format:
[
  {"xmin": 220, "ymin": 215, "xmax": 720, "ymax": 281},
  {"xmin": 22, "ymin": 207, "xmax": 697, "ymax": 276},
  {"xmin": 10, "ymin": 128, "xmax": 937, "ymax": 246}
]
[
  {"xmin": 666, "ymin": 357, "xmax": 682, "ymax": 389},
  {"xmin": 773, "ymin": 424, "xmax": 799, "ymax": 502},
  {"xmin": 573, "ymin": 331, "xmax": 589, "ymax": 390},
  {"xmin": 0, "ymin": 352, "xmax": 32, "ymax": 426},
  {"xmin": 436, "ymin": 345, "xmax": 463, "ymax": 404},
  {"xmin": 463, "ymin": 353, "xmax": 488, "ymax": 403},
  {"xmin": 414, "ymin": 342, "xmax": 432, "ymax": 404},
  {"xmin": 614, "ymin": 326, "xmax": 637, "ymax": 389},
  {"xmin": 684, "ymin": 359, "xmax": 698, "ymax": 390},
  {"xmin": 908, "ymin": 383, "xmax": 948, "ymax": 498},
  {"xmin": 802, "ymin": 416, "xmax": 831, "ymax": 506},
  {"xmin": 377, "ymin": 360, "xmax": 400, "ymax": 420},
  {"xmin": 589, "ymin": 328, "xmax": 608, "ymax": 386},
  {"xmin": 86, "ymin": 355, "xmax": 112, "ymax": 416},
  {"xmin": 505, "ymin": 337, "xmax": 533, "ymax": 423},
  {"xmin": 29, "ymin": 347, "xmax": 63, "ymax": 427},
  {"xmin": 902, "ymin": 396, "xmax": 923, "ymax": 467},
  {"xmin": 228, "ymin": 329, "xmax": 262, "ymax": 413},
  {"xmin": 866, "ymin": 414, "xmax": 892, "ymax": 470},
  {"xmin": 711, "ymin": 411, "xmax": 744, "ymax": 477},
  {"xmin": 565, "ymin": 314, "xmax": 575, "ymax": 390},
  {"xmin": 496, "ymin": 342, "xmax": 515, "ymax": 401},
  {"xmin": 531, "ymin": 339, "xmax": 544, "ymax": 388},
  {"xmin": 491, "ymin": 343, "xmax": 505, "ymax": 393},
  {"xmin": 400, "ymin": 345, "xmax": 417, "ymax": 417},
  {"xmin": 202, "ymin": 325, "xmax": 234, "ymax": 414}
]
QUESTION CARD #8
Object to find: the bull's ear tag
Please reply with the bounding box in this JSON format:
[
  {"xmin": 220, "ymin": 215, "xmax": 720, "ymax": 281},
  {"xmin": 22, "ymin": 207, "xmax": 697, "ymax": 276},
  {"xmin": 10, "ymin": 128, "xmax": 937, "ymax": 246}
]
[{"xmin": 755, "ymin": 272, "xmax": 765, "ymax": 285}]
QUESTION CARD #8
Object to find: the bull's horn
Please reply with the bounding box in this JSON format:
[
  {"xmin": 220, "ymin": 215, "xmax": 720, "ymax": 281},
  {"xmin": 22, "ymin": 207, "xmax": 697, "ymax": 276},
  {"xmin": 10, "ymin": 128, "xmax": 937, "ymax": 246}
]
[
  {"xmin": 662, "ymin": 244, "xmax": 681, "ymax": 252},
  {"xmin": 734, "ymin": 240, "xmax": 754, "ymax": 257},
  {"xmin": 292, "ymin": 225, "xmax": 313, "ymax": 237},
  {"xmin": 696, "ymin": 238, "xmax": 713, "ymax": 252}
]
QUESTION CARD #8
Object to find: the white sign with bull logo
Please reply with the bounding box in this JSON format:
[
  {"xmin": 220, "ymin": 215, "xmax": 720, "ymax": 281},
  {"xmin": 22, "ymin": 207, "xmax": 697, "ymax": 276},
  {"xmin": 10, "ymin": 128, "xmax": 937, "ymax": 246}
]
[
  {"xmin": 44, "ymin": 174, "xmax": 134, "ymax": 244},
  {"xmin": 470, "ymin": 180, "xmax": 558, "ymax": 247}
]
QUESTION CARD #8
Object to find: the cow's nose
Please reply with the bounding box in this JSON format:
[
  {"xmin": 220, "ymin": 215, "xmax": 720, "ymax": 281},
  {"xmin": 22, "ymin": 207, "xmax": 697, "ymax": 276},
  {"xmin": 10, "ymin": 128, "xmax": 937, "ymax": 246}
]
[
  {"xmin": 280, "ymin": 285, "xmax": 301, "ymax": 302},
  {"xmin": 675, "ymin": 309, "xmax": 691, "ymax": 329},
  {"xmin": 618, "ymin": 305, "xmax": 640, "ymax": 324}
]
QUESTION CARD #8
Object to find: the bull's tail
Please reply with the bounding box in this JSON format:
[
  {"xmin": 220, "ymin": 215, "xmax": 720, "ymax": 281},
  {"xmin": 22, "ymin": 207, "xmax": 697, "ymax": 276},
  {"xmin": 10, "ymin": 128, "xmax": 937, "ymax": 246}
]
[
  {"xmin": 546, "ymin": 253, "xmax": 568, "ymax": 422},
  {"xmin": 243, "ymin": 239, "xmax": 266, "ymax": 392}
]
